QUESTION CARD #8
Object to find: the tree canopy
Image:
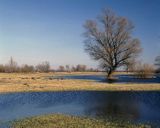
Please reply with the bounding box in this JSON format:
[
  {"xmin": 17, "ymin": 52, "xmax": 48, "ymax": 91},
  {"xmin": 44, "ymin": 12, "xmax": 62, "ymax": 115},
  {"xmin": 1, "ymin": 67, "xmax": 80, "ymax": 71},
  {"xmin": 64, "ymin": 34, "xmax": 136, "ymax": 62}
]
[{"xmin": 84, "ymin": 9, "xmax": 141, "ymax": 78}]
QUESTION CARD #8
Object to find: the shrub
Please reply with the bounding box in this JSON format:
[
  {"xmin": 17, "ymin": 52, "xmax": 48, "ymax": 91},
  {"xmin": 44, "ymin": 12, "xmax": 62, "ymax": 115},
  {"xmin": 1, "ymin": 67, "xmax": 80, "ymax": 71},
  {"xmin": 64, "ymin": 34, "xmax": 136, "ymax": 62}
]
[
  {"xmin": 58, "ymin": 65, "xmax": 65, "ymax": 72},
  {"xmin": 0, "ymin": 64, "xmax": 5, "ymax": 72},
  {"xmin": 76, "ymin": 64, "xmax": 87, "ymax": 72},
  {"xmin": 134, "ymin": 63, "xmax": 155, "ymax": 78},
  {"xmin": 21, "ymin": 64, "xmax": 35, "ymax": 73},
  {"xmin": 36, "ymin": 61, "xmax": 50, "ymax": 72}
]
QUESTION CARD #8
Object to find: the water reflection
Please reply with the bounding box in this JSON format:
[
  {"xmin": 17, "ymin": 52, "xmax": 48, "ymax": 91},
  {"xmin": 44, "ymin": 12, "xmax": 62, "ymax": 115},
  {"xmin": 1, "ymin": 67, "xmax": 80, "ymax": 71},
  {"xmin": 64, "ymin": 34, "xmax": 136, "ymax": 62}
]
[
  {"xmin": 0, "ymin": 91, "xmax": 159, "ymax": 125},
  {"xmin": 84, "ymin": 92, "xmax": 140, "ymax": 120}
]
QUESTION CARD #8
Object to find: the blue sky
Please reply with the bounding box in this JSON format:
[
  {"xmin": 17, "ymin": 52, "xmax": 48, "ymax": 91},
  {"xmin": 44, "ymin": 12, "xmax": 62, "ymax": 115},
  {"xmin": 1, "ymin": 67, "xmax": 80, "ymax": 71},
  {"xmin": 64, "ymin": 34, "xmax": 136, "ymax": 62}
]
[{"xmin": 0, "ymin": 0, "xmax": 160, "ymax": 68}]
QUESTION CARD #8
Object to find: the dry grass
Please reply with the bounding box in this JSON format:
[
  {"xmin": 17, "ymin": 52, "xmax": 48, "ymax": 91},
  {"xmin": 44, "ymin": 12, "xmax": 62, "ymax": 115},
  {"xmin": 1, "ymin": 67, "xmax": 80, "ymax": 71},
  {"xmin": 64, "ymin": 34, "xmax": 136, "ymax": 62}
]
[
  {"xmin": 0, "ymin": 72, "xmax": 159, "ymax": 93},
  {"xmin": 11, "ymin": 114, "xmax": 150, "ymax": 128}
]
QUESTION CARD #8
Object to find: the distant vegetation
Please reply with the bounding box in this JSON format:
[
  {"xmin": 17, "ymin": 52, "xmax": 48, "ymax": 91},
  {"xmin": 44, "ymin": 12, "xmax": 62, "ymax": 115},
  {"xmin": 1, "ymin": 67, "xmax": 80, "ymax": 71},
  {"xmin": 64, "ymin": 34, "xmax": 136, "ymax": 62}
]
[
  {"xmin": 36, "ymin": 61, "xmax": 50, "ymax": 73},
  {"xmin": 134, "ymin": 62, "xmax": 155, "ymax": 78},
  {"xmin": 58, "ymin": 64, "xmax": 98, "ymax": 72},
  {"xmin": 0, "ymin": 57, "xmax": 50, "ymax": 73},
  {"xmin": 155, "ymin": 56, "xmax": 160, "ymax": 73},
  {"xmin": 0, "ymin": 57, "xmax": 98, "ymax": 73},
  {"xmin": 0, "ymin": 56, "xmax": 159, "ymax": 79}
]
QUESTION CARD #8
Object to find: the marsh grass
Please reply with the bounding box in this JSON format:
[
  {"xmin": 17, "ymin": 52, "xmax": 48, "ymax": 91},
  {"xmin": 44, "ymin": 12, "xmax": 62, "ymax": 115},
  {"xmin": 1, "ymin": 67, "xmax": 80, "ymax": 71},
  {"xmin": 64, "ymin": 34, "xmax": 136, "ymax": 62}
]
[{"xmin": 11, "ymin": 114, "xmax": 151, "ymax": 128}]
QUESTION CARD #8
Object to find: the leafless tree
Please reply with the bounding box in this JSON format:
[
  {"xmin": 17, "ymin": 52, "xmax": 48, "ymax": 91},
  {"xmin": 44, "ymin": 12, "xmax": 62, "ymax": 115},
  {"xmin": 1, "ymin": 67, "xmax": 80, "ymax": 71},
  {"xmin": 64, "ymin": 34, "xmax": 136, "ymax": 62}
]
[
  {"xmin": 65, "ymin": 65, "xmax": 70, "ymax": 72},
  {"xmin": 36, "ymin": 61, "xmax": 50, "ymax": 72},
  {"xmin": 5, "ymin": 57, "xmax": 18, "ymax": 73},
  {"xmin": 155, "ymin": 56, "xmax": 160, "ymax": 73},
  {"xmin": 0, "ymin": 64, "xmax": 5, "ymax": 72},
  {"xmin": 21, "ymin": 64, "xmax": 35, "ymax": 73},
  {"xmin": 134, "ymin": 62, "xmax": 155, "ymax": 78},
  {"xmin": 125, "ymin": 59, "xmax": 136, "ymax": 73},
  {"xmin": 84, "ymin": 9, "xmax": 141, "ymax": 78},
  {"xmin": 71, "ymin": 66, "xmax": 76, "ymax": 72},
  {"xmin": 76, "ymin": 64, "xmax": 87, "ymax": 72},
  {"xmin": 58, "ymin": 65, "xmax": 65, "ymax": 72}
]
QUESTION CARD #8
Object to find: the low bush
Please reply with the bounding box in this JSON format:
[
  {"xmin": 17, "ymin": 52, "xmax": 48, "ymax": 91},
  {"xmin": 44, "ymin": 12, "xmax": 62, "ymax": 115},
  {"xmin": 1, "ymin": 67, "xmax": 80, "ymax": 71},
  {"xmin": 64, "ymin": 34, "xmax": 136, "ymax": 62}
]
[{"xmin": 134, "ymin": 63, "xmax": 155, "ymax": 78}]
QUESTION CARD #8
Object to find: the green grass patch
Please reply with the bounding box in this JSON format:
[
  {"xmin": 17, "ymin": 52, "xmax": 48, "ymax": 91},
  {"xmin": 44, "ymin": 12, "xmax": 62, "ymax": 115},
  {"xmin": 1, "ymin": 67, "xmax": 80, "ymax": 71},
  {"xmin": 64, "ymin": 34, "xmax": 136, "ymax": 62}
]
[{"xmin": 11, "ymin": 114, "xmax": 151, "ymax": 128}]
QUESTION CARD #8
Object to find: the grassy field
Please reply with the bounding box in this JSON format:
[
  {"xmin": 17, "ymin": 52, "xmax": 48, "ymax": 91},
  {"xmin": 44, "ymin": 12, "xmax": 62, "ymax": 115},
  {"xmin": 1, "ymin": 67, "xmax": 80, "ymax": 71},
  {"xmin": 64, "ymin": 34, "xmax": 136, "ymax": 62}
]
[
  {"xmin": 0, "ymin": 72, "xmax": 160, "ymax": 93},
  {"xmin": 11, "ymin": 114, "xmax": 151, "ymax": 128}
]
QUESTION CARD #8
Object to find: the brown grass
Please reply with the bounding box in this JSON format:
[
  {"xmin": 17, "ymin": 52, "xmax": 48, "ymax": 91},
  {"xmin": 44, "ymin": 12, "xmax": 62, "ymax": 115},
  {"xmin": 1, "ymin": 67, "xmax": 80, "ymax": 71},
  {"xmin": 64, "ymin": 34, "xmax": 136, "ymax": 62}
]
[{"xmin": 0, "ymin": 72, "xmax": 159, "ymax": 93}]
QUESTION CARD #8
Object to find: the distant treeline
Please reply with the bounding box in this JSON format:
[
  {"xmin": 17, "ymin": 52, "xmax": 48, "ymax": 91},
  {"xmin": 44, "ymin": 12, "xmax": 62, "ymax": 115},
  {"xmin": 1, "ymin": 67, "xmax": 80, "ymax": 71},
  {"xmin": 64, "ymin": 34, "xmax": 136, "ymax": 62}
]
[
  {"xmin": 0, "ymin": 57, "xmax": 99, "ymax": 73},
  {"xmin": 57, "ymin": 64, "xmax": 99, "ymax": 72}
]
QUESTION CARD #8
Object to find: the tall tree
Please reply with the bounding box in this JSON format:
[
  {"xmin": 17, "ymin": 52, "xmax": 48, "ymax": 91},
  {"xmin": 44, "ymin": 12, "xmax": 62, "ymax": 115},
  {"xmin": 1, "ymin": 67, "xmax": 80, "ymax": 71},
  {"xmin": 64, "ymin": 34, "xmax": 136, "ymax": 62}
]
[
  {"xmin": 84, "ymin": 9, "xmax": 141, "ymax": 78},
  {"xmin": 6, "ymin": 57, "xmax": 18, "ymax": 72}
]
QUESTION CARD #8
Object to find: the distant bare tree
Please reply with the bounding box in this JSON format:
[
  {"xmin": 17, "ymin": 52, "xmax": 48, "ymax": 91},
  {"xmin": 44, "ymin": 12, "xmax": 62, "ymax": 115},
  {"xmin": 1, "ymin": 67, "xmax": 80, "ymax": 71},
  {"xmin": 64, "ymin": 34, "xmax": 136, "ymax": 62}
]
[
  {"xmin": 76, "ymin": 64, "xmax": 87, "ymax": 72},
  {"xmin": 84, "ymin": 9, "xmax": 141, "ymax": 78},
  {"xmin": 5, "ymin": 57, "xmax": 18, "ymax": 73},
  {"xmin": 0, "ymin": 64, "xmax": 5, "ymax": 72},
  {"xmin": 155, "ymin": 56, "xmax": 160, "ymax": 73},
  {"xmin": 65, "ymin": 65, "xmax": 70, "ymax": 72},
  {"xmin": 125, "ymin": 59, "xmax": 136, "ymax": 72},
  {"xmin": 134, "ymin": 62, "xmax": 155, "ymax": 78},
  {"xmin": 88, "ymin": 67, "xmax": 94, "ymax": 72},
  {"xmin": 21, "ymin": 64, "xmax": 35, "ymax": 73},
  {"xmin": 71, "ymin": 66, "xmax": 76, "ymax": 72},
  {"xmin": 36, "ymin": 61, "xmax": 50, "ymax": 72},
  {"xmin": 58, "ymin": 65, "xmax": 65, "ymax": 72}
]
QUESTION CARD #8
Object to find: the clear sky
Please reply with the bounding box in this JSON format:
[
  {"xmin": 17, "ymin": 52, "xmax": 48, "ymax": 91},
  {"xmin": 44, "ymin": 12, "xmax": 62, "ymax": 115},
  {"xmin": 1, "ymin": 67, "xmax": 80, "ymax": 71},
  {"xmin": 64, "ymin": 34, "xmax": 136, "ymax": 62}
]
[{"xmin": 0, "ymin": 0, "xmax": 160, "ymax": 68}]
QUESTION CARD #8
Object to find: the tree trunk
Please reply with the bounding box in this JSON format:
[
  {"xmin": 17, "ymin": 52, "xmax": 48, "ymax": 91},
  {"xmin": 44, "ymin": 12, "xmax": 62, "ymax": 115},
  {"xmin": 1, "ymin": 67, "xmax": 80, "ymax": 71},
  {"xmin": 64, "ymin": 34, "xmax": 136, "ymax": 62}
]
[
  {"xmin": 107, "ymin": 66, "xmax": 117, "ymax": 80},
  {"xmin": 107, "ymin": 68, "xmax": 113, "ymax": 79}
]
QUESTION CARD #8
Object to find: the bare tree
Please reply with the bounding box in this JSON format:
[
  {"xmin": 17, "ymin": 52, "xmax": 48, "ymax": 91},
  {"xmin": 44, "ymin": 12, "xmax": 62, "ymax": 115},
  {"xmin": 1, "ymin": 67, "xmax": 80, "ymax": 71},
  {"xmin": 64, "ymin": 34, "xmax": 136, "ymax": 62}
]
[
  {"xmin": 0, "ymin": 64, "xmax": 5, "ymax": 72},
  {"xmin": 5, "ymin": 57, "xmax": 18, "ymax": 73},
  {"xmin": 71, "ymin": 66, "xmax": 76, "ymax": 72},
  {"xmin": 125, "ymin": 59, "xmax": 136, "ymax": 73},
  {"xmin": 58, "ymin": 65, "xmax": 65, "ymax": 72},
  {"xmin": 155, "ymin": 56, "xmax": 160, "ymax": 73},
  {"xmin": 65, "ymin": 65, "xmax": 70, "ymax": 72},
  {"xmin": 21, "ymin": 64, "xmax": 35, "ymax": 73},
  {"xmin": 134, "ymin": 62, "xmax": 155, "ymax": 78},
  {"xmin": 36, "ymin": 61, "xmax": 50, "ymax": 72},
  {"xmin": 76, "ymin": 64, "xmax": 87, "ymax": 72},
  {"xmin": 84, "ymin": 9, "xmax": 141, "ymax": 78}
]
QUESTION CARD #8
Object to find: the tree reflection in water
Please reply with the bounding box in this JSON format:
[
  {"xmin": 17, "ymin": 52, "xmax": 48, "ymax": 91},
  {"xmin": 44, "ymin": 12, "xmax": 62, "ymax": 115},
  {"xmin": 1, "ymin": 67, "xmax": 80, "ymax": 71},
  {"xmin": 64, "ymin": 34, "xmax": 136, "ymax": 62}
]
[{"xmin": 85, "ymin": 92, "xmax": 140, "ymax": 121}]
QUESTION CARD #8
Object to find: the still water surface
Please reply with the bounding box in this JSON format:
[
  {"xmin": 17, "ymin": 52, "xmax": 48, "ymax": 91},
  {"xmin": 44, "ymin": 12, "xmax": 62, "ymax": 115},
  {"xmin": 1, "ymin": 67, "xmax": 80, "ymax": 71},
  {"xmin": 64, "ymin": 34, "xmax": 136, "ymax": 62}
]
[
  {"xmin": 52, "ymin": 74, "xmax": 160, "ymax": 83},
  {"xmin": 0, "ymin": 91, "xmax": 160, "ymax": 126}
]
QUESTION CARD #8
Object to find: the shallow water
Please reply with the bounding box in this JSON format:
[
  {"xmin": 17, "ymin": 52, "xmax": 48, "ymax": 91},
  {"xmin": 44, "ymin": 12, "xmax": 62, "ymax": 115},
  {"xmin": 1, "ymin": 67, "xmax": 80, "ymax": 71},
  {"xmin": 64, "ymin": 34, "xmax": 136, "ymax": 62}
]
[
  {"xmin": 52, "ymin": 74, "xmax": 160, "ymax": 83},
  {"xmin": 0, "ymin": 91, "xmax": 160, "ymax": 127}
]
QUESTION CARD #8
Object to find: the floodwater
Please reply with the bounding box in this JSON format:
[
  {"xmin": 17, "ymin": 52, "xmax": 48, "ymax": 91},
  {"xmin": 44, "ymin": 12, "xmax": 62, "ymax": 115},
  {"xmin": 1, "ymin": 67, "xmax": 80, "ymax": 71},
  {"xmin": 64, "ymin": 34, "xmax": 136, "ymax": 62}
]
[
  {"xmin": 0, "ymin": 91, "xmax": 160, "ymax": 127},
  {"xmin": 52, "ymin": 74, "xmax": 160, "ymax": 83}
]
